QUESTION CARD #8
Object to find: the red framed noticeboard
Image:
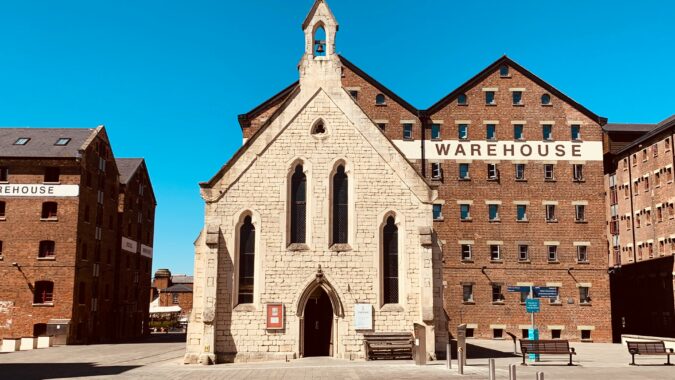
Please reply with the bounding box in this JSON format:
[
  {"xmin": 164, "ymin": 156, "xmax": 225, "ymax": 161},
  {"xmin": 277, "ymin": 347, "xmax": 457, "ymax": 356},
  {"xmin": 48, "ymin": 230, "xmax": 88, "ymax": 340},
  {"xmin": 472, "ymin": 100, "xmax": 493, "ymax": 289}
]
[{"xmin": 266, "ymin": 303, "xmax": 284, "ymax": 330}]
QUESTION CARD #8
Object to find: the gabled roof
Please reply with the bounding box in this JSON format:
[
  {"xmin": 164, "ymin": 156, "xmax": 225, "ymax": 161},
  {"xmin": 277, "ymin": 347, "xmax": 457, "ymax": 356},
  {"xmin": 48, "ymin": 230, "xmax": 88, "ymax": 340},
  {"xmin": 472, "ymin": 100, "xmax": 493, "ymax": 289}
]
[
  {"xmin": 238, "ymin": 81, "xmax": 299, "ymax": 130},
  {"xmin": 0, "ymin": 127, "xmax": 98, "ymax": 158},
  {"xmin": 302, "ymin": 0, "xmax": 338, "ymax": 31},
  {"xmin": 424, "ymin": 55, "xmax": 607, "ymax": 126},
  {"xmin": 116, "ymin": 158, "xmax": 144, "ymax": 184},
  {"xmin": 616, "ymin": 114, "xmax": 675, "ymax": 155},
  {"xmin": 164, "ymin": 284, "xmax": 193, "ymax": 293},
  {"xmin": 339, "ymin": 55, "xmax": 419, "ymax": 116}
]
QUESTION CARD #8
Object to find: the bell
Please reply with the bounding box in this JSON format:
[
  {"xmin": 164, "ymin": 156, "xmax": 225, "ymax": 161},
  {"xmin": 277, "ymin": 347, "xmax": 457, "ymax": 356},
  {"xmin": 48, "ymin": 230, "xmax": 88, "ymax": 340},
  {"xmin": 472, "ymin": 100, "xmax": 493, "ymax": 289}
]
[{"xmin": 315, "ymin": 40, "xmax": 325, "ymax": 53}]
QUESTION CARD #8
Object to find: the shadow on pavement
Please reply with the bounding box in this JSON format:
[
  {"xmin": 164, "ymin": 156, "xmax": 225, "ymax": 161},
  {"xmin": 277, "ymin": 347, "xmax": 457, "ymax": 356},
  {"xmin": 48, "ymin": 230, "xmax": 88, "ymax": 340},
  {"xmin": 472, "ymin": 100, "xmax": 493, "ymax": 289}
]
[
  {"xmin": 448, "ymin": 341, "xmax": 519, "ymax": 359},
  {"xmin": 0, "ymin": 363, "xmax": 139, "ymax": 380},
  {"xmin": 115, "ymin": 332, "xmax": 187, "ymax": 344}
]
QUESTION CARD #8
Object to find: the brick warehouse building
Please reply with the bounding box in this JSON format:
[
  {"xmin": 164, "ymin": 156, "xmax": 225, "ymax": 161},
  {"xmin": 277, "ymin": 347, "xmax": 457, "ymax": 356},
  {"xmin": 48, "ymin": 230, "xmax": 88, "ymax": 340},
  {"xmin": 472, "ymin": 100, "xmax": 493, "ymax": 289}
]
[
  {"xmin": 604, "ymin": 115, "xmax": 675, "ymax": 341},
  {"xmin": 0, "ymin": 126, "xmax": 156, "ymax": 344},
  {"xmin": 186, "ymin": 1, "xmax": 612, "ymax": 364}
]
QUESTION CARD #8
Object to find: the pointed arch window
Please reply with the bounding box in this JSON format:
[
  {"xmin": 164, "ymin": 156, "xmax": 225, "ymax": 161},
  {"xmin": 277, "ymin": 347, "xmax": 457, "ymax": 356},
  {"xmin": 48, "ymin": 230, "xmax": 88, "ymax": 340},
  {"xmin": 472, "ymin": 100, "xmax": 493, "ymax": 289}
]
[
  {"xmin": 332, "ymin": 165, "xmax": 348, "ymax": 245},
  {"xmin": 383, "ymin": 216, "xmax": 399, "ymax": 304},
  {"xmin": 290, "ymin": 165, "xmax": 307, "ymax": 244},
  {"xmin": 238, "ymin": 215, "xmax": 255, "ymax": 304}
]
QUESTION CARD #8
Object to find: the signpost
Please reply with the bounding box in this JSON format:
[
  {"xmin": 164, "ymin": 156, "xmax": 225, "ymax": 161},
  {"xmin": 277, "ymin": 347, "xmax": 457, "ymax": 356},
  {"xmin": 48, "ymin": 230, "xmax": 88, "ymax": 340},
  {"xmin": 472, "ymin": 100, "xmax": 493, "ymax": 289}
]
[{"xmin": 509, "ymin": 285, "xmax": 557, "ymax": 361}]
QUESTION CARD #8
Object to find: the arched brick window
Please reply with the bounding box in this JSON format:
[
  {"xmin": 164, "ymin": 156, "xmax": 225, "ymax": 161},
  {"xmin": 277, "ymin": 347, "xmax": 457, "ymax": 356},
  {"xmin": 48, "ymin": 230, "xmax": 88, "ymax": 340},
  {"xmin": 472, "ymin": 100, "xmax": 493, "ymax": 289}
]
[
  {"xmin": 238, "ymin": 215, "xmax": 255, "ymax": 304},
  {"xmin": 290, "ymin": 165, "xmax": 307, "ymax": 244},
  {"xmin": 33, "ymin": 281, "xmax": 54, "ymax": 304},
  {"xmin": 332, "ymin": 165, "xmax": 348, "ymax": 245},
  {"xmin": 382, "ymin": 216, "xmax": 399, "ymax": 304}
]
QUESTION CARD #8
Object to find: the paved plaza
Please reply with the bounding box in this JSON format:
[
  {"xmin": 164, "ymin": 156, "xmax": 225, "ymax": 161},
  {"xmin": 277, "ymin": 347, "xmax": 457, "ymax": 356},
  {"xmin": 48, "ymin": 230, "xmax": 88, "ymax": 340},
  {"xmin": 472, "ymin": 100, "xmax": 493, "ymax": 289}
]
[{"xmin": 1, "ymin": 334, "xmax": 674, "ymax": 379}]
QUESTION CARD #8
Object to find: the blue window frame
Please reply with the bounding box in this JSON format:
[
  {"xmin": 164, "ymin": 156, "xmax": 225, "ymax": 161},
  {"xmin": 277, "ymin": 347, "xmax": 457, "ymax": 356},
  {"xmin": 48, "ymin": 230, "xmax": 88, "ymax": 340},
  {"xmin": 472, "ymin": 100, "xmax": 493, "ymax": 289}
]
[
  {"xmin": 542, "ymin": 125, "xmax": 553, "ymax": 140},
  {"xmin": 513, "ymin": 124, "xmax": 524, "ymax": 140},
  {"xmin": 459, "ymin": 163, "xmax": 470, "ymax": 179},
  {"xmin": 403, "ymin": 123, "xmax": 413, "ymax": 140},
  {"xmin": 486, "ymin": 124, "xmax": 496, "ymax": 140},
  {"xmin": 431, "ymin": 124, "xmax": 441, "ymax": 140},
  {"xmin": 489, "ymin": 204, "xmax": 499, "ymax": 221},
  {"xmin": 571, "ymin": 125, "xmax": 581, "ymax": 140},
  {"xmin": 485, "ymin": 91, "xmax": 495, "ymax": 105},
  {"xmin": 516, "ymin": 205, "xmax": 527, "ymax": 221},
  {"xmin": 541, "ymin": 93, "xmax": 551, "ymax": 105},
  {"xmin": 457, "ymin": 93, "xmax": 468, "ymax": 105},
  {"xmin": 512, "ymin": 91, "xmax": 522, "ymax": 105},
  {"xmin": 458, "ymin": 124, "xmax": 468, "ymax": 140},
  {"xmin": 432, "ymin": 204, "xmax": 442, "ymax": 220},
  {"xmin": 460, "ymin": 204, "xmax": 471, "ymax": 220}
]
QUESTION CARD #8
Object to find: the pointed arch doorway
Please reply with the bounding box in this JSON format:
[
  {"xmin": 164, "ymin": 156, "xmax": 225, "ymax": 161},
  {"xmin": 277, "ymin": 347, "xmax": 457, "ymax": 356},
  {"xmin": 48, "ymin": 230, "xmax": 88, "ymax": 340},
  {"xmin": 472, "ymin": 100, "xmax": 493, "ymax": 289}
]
[{"xmin": 302, "ymin": 287, "xmax": 333, "ymax": 356}]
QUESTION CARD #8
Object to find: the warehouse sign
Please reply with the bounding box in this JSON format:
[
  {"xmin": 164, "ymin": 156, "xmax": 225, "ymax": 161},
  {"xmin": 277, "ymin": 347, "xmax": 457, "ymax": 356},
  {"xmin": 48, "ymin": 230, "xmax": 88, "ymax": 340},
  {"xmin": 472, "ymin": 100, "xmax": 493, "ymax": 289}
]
[
  {"xmin": 393, "ymin": 140, "xmax": 603, "ymax": 161},
  {"xmin": 121, "ymin": 237, "xmax": 138, "ymax": 253},
  {"xmin": 0, "ymin": 184, "xmax": 79, "ymax": 197},
  {"xmin": 141, "ymin": 244, "xmax": 153, "ymax": 258}
]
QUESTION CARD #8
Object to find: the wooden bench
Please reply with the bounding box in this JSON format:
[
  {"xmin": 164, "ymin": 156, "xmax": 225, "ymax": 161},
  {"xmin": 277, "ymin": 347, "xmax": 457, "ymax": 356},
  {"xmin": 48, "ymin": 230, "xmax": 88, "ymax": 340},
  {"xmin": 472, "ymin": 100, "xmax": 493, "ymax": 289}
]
[
  {"xmin": 519, "ymin": 339, "xmax": 576, "ymax": 366},
  {"xmin": 363, "ymin": 332, "xmax": 413, "ymax": 360},
  {"xmin": 626, "ymin": 340, "xmax": 674, "ymax": 365}
]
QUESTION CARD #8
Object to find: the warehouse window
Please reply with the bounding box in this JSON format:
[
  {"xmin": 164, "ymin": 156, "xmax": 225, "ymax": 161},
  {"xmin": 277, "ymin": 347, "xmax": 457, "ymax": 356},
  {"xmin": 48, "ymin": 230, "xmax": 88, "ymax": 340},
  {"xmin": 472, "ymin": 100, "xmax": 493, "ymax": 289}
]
[
  {"xmin": 457, "ymin": 93, "xmax": 468, "ymax": 105},
  {"xmin": 431, "ymin": 162, "xmax": 442, "ymax": 180},
  {"xmin": 460, "ymin": 204, "xmax": 471, "ymax": 221},
  {"xmin": 487, "ymin": 163, "xmax": 498, "ymax": 180},
  {"xmin": 490, "ymin": 245, "xmax": 501, "ymax": 261},
  {"xmin": 0, "ymin": 201, "xmax": 5, "ymax": 218},
  {"xmin": 0, "ymin": 167, "xmax": 7, "ymax": 182},
  {"xmin": 515, "ymin": 164, "xmax": 526, "ymax": 180},
  {"xmin": 44, "ymin": 167, "xmax": 60, "ymax": 183},
  {"xmin": 461, "ymin": 244, "xmax": 472, "ymax": 261},
  {"xmin": 375, "ymin": 93, "xmax": 386, "ymax": 105},
  {"xmin": 485, "ymin": 91, "xmax": 496, "ymax": 105},
  {"xmin": 462, "ymin": 284, "xmax": 474, "ymax": 302},
  {"xmin": 431, "ymin": 124, "xmax": 441, "ymax": 140},
  {"xmin": 488, "ymin": 204, "xmax": 500, "ymax": 221},
  {"xmin": 458, "ymin": 124, "xmax": 468, "ymax": 140},
  {"xmin": 402, "ymin": 123, "xmax": 413, "ymax": 140},
  {"xmin": 513, "ymin": 124, "xmax": 524, "ymax": 140},
  {"xmin": 547, "ymin": 245, "xmax": 558, "ymax": 262},
  {"xmin": 382, "ymin": 216, "xmax": 399, "ymax": 304},
  {"xmin": 518, "ymin": 245, "xmax": 529, "ymax": 261},
  {"xmin": 433, "ymin": 204, "xmax": 443, "ymax": 221},
  {"xmin": 33, "ymin": 281, "xmax": 54, "ymax": 304},
  {"xmin": 571, "ymin": 125, "xmax": 581, "ymax": 141},
  {"xmin": 492, "ymin": 284, "xmax": 504, "ymax": 302},
  {"xmin": 41, "ymin": 202, "xmax": 58, "ymax": 220},
  {"xmin": 486, "ymin": 124, "xmax": 496, "ymax": 140},
  {"xmin": 575, "ymin": 205, "xmax": 586, "ymax": 222},
  {"xmin": 544, "ymin": 164, "xmax": 555, "ymax": 180},
  {"xmin": 541, "ymin": 94, "xmax": 551, "ymax": 105},
  {"xmin": 38, "ymin": 240, "xmax": 55, "ymax": 259},
  {"xmin": 542, "ymin": 124, "xmax": 553, "ymax": 141},
  {"xmin": 577, "ymin": 246, "xmax": 589, "ymax": 262},
  {"xmin": 290, "ymin": 165, "xmax": 307, "ymax": 244},
  {"xmin": 579, "ymin": 287, "xmax": 591, "ymax": 304},
  {"xmin": 545, "ymin": 205, "xmax": 557, "ymax": 222},
  {"xmin": 573, "ymin": 164, "xmax": 584, "ymax": 181},
  {"xmin": 332, "ymin": 165, "xmax": 349, "ymax": 245},
  {"xmin": 238, "ymin": 215, "xmax": 255, "ymax": 304},
  {"xmin": 459, "ymin": 163, "xmax": 470, "ymax": 180},
  {"xmin": 172, "ymin": 293, "xmax": 179, "ymax": 304},
  {"xmin": 516, "ymin": 205, "xmax": 527, "ymax": 221},
  {"xmin": 499, "ymin": 65, "xmax": 509, "ymax": 77},
  {"xmin": 512, "ymin": 91, "xmax": 523, "ymax": 105}
]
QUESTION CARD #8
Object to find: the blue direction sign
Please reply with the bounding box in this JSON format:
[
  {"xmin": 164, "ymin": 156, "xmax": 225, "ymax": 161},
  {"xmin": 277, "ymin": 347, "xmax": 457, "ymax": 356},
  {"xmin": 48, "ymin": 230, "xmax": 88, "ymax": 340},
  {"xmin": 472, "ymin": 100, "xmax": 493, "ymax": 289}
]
[
  {"xmin": 534, "ymin": 287, "xmax": 559, "ymax": 299},
  {"xmin": 525, "ymin": 298, "xmax": 540, "ymax": 313},
  {"xmin": 507, "ymin": 286, "xmax": 531, "ymax": 293}
]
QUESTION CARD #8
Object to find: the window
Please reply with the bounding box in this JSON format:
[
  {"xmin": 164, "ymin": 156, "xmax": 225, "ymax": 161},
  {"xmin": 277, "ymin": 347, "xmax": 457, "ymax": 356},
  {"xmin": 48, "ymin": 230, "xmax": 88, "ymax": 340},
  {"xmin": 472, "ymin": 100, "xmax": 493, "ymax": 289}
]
[
  {"xmin": 581, "ymin": 330, "xmax": 592, "ymax": 340},
  {"xmin": 332, "ymin": 165, "xmax": 348, "ymax": 244},
  {"xmin": 545, "ymin": 204, "xmax": 556, "ymax": 222},
  {"xmin": 548, "ymin": 245, "xmax": 558, "ymax": 262},
  {"xmin": 577, "ymin": 246, "xmax": 589, "ymax": 262},
  {"xmin": 238, "ymin": 215, "xmax": 255, "ymax": 304},
  {"xmin": 666, "ymin": 138, "xmax": 671, "ymax": 151},
  {"xmin": 458, "ymin": 124, "xmax": 468, "ymax": 140},
  {"xmin": 666, "ymin": 167, "xmax": 673, "ymax": 182},
  {"xmin": 375, "ymin": 93, "xmax": 386, "ymax": 105},
  {"xmin": 313, "ymin": 25, "xmax": 326, "ymax": 56},
  {"xmin": 579, "ymin": 286, "xmax": 591, "ymax": 304},
  {"xmin": 311, "ymin": 120, "xmax": 325, "ymax": 135},
  {"xmin": 487, "ymin": 164, "xmax": 498, "ymax": 179},
  {"xmin": 512, "ymin": 91, "xmax": 522, "ymax": 105},
  {"xmin": 377, "ymin": 123, "xmax": 386, "ymax": 131},
  {"xmin": 0, "ymin": 241, "xmax": 3, "ymax": 257},
  {"xmin": 549, "ymin": 287, "xmax": 561, "ymax": 304},
  {"xmin": 431, "ymin": 162, "xmax": 442, "ymax": 179},
  {"xmin": 41, "ymin": 202, "xmax": 58, "ymax": 219},
  {"xmin": 172, "ymin": 293, "xmax": 179, "ymax": 305},
  {"xmin": 0, "ymin": 201, "xmax": 5, "ymax": 218},
  {"xmin": 433, "ymin": 204, "xmax": 443, "ymax": 220},
  {"xmin": 14, "ymin": 137, "xmax": 30, "ymax": 145},
  {"xmin": 515, "ymin": 164, "xmax": 526, "ymax": 180},
  {"xmin": 551, "ymin": 329, "xmax": 562, "ymax": 339},
  {"xmin": 460, "ymin": 204, "xmax": 471, "ymax": 220},
  {"xmin": 462, "ymin": 284, "xmax": 474, "ymax": 302},
  {"xmin": 493, "ymin": 328, "xmax": 504, "ymax": 339},
  {"xmin": 466, "ymin": 328, "xmax": 474, "ymax": 338},
  {"xmin": 488, "ymin": 204, "xmax": 500, "ymax": 221},
  {"xmin": 461, "ymin": 244, "xmax": 472, "ymax": 261},
  {"xmin": 655, "ymin": 172, "xmax": 661, "ymax": 187},
  {"xmin": 542, "ymin": 124, "xmax": 553, "ymax": 140},
  {"xmin": 457, "ymin": 93, "xmax": 468, "ymax": 105},
  {"xmin": 431, "ymin": 124, "xmax": 441, "ymax": 140},
  {"xmin": 499, "ymin": 65, "xmax": 509, "ymax": 77},
  {"xmin": 513, "ymin": 124, "xmax": 524, "ymax": 140},
  {"xmin": 78, "ymin": 281, "xmax": 86, "ymax": 304},
  {"xmin": 642, "ymin": 149, "xmax": 648, "ymax": 161},
  {"xmin": 54, "ymin": 138, "xmax": 71, "ymax": 146},
  {"xmin": 520, "ymin": 292, "xmax": 528, "ymax": 303},
  {"xmin": 573, "ymin": 164, "xmax": 584, "ymax": 181},
  {"xmin": 0, "ymin": 167, "xmax": 7, "ymax": 182},
  {"xmin": 38, "ymin": 241, "xmax": 55, "ymax": 258},
  {"xmin": 541, "ymin": 93, "xmax": 551, "ymax": 105},
  {"xmin": 644, "ymin": 176, "xmax": 650, "ymax": 192},
  {"xmin": 44, "ymin": 167, "xmax": 60, "ymax": 183},
  {"xmin": 571, "ymin": 125, "xmax": 581, "ymax": 140},
  {"xmin": 485, "ymin": 91, "xmax": 496, "ymax": 105},
  {"xmin": 516, "ymin": 205, "xmax": 527, "ymax": 221},
  {"xmin": 33, "ymin": 281, "xmax": 54, "ymax": 304},
  {"xmin": 490, "ymin": 245, "xmax": 501, "ymax": 261},
  {"xmin": 382, "ymin": 216, "xmax": 399, "ymax": 304},
  {"xmin": 348, "ymin": 90, "xmax": 358, "ymax": 100},
  {"xmin": 486, "ymin": 124, "xmax": 496, "ymax": 140},
  {"xmin": 459, "ymin": 163, "xmax": 470, "ymax": 179},
  {"xmin": 290, "ymin": 165, "xmax": 307, "ymax": 244},
  {"xmin": 403, "ymin": 123, "xmax": 413, "ymax": 140},
  {"xmin": 575, "ymin": 205, "xmax": 586, "ymax": 222},
  {"xmin": 518, "ymin": 245, "xmax": 529, "ymax": 261},
  {"xmin": 492, "ymin": 284, "xmax": 504, "ymax": 302},
  {"xmin": 544, "ymin": 164, "xmax": 555, "ymax": 180}
]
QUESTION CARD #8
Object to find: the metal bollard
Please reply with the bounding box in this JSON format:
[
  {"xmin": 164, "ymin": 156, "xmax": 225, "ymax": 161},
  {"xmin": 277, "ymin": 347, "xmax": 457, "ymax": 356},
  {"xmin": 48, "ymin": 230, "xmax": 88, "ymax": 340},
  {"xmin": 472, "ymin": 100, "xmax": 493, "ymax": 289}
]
[
  {"xmin": 509, "ymin": 363, "xmax": 517, "ymax": 380},
  {"xmin": 446, "ymin": 343, "xmax": 451, "ymax": 369},
  {"xmin": 536, "ymin": 371, "xmax": 544, "ymax": 380},
  {"xmin": 457, "ymin": 347, "xmax": 464, "ymax": 375},
  {"xmin": 488, "ymin": 358, "xmax": 496, "ymax": 380}
]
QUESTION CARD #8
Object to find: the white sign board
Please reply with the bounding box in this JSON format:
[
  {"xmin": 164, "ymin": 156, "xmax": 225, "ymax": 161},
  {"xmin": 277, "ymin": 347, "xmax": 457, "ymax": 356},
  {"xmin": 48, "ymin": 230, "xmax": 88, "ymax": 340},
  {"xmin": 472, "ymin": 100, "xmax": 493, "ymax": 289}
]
[
  {"xmin": 121, "ymin": 237, "xmax": 138, "ymax": 253},
  {"xmin": 0, "ymin": 184, "xmax": 79, "ymax": 197},
  {"xmin": 141, "ymin": 244, "xmax": 153, "ymax": 258},
  {"xmin": 354, "ymin": 304, "xmax": 373, "ymax": 330},
  {"xmin": 393, "ymin": 140, "xmax": 603, "ymax": 161}
]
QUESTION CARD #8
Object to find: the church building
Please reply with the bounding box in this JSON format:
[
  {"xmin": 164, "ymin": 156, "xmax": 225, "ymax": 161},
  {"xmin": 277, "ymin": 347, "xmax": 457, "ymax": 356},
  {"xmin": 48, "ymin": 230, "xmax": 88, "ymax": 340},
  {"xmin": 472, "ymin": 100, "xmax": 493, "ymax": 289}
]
[{"xmin": 186, "ymin": 0, "xmax": 611, "ymax": 364}]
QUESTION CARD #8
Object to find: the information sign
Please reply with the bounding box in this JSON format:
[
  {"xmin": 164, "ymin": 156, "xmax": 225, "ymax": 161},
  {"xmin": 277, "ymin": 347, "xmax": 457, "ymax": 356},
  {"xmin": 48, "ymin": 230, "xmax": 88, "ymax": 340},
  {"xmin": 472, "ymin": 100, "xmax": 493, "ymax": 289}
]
[
  {"xmin": 354, "ymin": 304, "xmax": 373, "ymax": 330},
  {"xmin": 266, "ymin": 303, "xmax": 284, "ymax": 330},
  {"xmin": 525, "ymin": 299, "xmax": 540, "ymax": 313}
]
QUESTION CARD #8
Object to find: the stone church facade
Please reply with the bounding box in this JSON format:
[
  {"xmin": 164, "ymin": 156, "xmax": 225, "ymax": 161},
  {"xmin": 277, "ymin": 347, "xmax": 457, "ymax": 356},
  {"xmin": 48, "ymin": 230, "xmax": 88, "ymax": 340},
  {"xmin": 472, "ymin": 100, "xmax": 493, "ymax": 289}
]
[{"xmin": 186, "ymin": 0, "xmax": 612, "ymax": 364}]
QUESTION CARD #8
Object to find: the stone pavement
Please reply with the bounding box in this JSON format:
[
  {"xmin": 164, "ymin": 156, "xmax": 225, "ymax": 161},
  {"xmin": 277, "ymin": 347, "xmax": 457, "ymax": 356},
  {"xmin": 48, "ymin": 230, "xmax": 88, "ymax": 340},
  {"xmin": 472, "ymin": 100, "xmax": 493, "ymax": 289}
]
[{"xmin": 1, "ymin": 334, "xmax": 674, "ymax": 379}]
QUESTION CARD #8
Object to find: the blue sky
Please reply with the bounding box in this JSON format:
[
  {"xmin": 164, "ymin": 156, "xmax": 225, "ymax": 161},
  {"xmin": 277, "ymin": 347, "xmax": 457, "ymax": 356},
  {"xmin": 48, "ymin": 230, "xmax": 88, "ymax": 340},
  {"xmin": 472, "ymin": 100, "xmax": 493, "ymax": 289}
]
[{"xmin": 1, "ymin": 0, "xmax": 673, "ymax": 275}]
